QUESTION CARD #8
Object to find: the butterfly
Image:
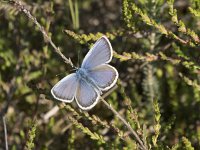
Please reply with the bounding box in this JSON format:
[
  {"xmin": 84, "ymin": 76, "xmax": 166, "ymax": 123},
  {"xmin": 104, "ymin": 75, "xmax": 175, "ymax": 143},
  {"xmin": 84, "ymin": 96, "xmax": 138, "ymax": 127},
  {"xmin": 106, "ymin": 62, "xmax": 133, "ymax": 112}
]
[{"xmin": 51, "ymin": 36, "xmax": 118, "ymax": 110}]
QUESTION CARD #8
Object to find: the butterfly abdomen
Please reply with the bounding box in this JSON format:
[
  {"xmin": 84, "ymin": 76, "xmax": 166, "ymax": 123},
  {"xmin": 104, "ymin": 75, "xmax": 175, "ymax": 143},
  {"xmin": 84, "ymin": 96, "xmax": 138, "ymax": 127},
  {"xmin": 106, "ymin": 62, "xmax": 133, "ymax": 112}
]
[{"xmin": 76, "ymin": 68, "xmax": 101, "ymax": 94}]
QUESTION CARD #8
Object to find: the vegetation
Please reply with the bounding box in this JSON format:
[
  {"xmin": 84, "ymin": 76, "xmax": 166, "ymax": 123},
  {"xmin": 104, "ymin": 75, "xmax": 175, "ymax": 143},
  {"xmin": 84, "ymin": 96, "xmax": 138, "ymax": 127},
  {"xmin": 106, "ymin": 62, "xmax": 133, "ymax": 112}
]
[{"xmin": 0, "ymin": 0, "xmax": 200, "ymax": 149}]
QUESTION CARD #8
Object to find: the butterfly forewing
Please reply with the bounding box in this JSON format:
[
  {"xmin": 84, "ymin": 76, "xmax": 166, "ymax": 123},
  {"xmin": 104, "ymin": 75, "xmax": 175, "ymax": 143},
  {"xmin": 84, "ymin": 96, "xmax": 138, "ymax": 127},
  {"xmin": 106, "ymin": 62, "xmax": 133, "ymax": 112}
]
[
  {"xmin": 88, "ymin": 64, "xmax": 118, "ymax": 91},
  {"xmin": 51, "ymin": 73, "xmax": 78, "ymax": 102},
  {"xmin": 81, "ymin": 36, "xmax": 112, "ymax": 69},
  {"xmin": 75, "ymin": 78, "xmax": 100, "ymax": 110}
]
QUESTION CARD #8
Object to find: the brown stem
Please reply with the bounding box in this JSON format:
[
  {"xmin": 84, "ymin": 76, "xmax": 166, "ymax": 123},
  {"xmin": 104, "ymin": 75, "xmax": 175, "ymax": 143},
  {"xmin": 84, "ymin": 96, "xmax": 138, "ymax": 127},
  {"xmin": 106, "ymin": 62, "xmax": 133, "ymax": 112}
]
[
  {"xmin": 7, "ymin": 0, "xmax": 74, "ymax": 67},
  {"xmin": 101, "ymin": 98, "xmax": 148, "ymax": 150}
]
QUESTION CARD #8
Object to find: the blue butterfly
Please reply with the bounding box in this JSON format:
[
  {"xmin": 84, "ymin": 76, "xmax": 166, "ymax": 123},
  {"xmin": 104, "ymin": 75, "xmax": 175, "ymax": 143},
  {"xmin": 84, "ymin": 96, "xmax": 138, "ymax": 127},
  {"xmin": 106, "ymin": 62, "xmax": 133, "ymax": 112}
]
[{"xmin": 51, "ymin": 36, "xmax": 118, "ymax": 110}]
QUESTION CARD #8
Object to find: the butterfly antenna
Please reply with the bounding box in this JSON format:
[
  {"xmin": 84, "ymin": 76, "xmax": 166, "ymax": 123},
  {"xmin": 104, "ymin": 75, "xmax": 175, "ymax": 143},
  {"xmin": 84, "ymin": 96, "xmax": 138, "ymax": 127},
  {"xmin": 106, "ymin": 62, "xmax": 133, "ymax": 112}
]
[
  {"xmin": 77, "ymin": 49, "xmax": 80, "ymax": 68},
  {"xmin": 56, "ymin": 72, "xmax": 67, "ymax": 77},
  {"xmin": 70, "ymin": 68, "xmax": 77, "ymax": 71}
]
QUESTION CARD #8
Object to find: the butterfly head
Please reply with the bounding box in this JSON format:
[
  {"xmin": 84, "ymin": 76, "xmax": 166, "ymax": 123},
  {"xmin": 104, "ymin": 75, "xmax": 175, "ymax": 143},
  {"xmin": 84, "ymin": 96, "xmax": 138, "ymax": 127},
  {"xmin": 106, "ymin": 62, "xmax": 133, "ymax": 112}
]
[{"xmin": 70, "ymin": 65, "xmax": 79, "ymax": 72}]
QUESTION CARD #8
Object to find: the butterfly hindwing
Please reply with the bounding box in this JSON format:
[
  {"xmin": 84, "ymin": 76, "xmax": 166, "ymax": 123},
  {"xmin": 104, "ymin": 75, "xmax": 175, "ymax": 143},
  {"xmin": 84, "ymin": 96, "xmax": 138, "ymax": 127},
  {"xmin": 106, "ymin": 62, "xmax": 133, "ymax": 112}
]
[
  {"xmin": 87, "ymin": 64, "xmax": 118, "ymax": 91},
  {"xmin": 75, "ymin": 78, "xmax": 100, "ymax": 110}
]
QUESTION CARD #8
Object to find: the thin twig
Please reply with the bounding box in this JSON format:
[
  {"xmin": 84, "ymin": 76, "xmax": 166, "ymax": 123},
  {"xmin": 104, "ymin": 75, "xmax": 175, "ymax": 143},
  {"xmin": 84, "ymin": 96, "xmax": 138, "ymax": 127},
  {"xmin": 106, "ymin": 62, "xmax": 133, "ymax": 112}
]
[
  {"xmin": 7, "ymin": 0, "xmax": 74, "ymax": 67},
  {"xmin": 2, "ymin": 116, "xmax": 9, "ymax": 150},
  {"xmin": 101, "ymin": 98, "xmax": 148, "ymax": 150}
]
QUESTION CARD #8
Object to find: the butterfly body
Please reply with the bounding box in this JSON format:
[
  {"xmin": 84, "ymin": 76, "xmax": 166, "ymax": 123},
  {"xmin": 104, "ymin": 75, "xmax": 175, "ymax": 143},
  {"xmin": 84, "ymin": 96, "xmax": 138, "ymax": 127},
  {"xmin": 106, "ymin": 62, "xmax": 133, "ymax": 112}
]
[
  {"xmin": 51, "ymin": 36, "xmax": 118, "ymax": 110},
  {"xmin": 76, "ymin": 68, "xmax": 101, "ymax": 94}
]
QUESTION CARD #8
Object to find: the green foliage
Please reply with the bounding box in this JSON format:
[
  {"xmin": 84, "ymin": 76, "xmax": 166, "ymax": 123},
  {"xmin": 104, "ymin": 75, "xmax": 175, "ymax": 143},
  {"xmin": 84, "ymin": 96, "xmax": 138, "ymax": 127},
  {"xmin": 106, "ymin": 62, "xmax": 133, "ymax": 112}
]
[
  {"xmin": 25, "ymin": 121, "xmax": 37, "ymax": 150},
  {"xmin": 189, "ymin": 0, "xmax": 200, "ymax": 17},
  {"xmin": 67, "ymin": 116, "xmax": 106, "ymax": 144},
  {"xmin": 172, "ymin": 137, "xmax": 195, "ymax": 150},
  {"xmin": 168, "ymin": 0, "xmax": 200, "ymax": 44},
  {"xmin": 68, "ymin": 0, "xmax": 79, "ymax": 30},
  {"xmin": 123, "ymin": 0, "xmax": 135, "ymax": 30},
  {"xmin": 152, "ymin": 100, "xmax": 161, "ymax": 147},
  {"xmin": 1, "ymin": 0, "xmax": 200, "ymax": 149}
]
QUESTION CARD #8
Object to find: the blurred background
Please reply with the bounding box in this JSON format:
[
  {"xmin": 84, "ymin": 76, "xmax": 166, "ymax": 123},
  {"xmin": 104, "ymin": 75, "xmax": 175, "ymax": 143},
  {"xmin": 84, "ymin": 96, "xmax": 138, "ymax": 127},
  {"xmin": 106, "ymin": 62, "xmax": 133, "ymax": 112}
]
[{"xmin": 0, "ymin": 0, "xmax": 200, "ymax": 149}]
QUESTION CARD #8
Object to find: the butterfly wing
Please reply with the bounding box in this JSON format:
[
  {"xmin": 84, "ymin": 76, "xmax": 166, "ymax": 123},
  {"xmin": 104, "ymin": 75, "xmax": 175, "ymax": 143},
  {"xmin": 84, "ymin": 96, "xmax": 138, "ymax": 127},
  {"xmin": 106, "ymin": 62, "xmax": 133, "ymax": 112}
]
[
  {"xmin": 87, "ymin": 64, "xmax": 118, "ymax": 91},
  {"xmin": 81, "ymin": 36, "xmax": 113, "ymax": 69},
  {"xmin": 51, "ymin": 73, "xmax": 78, "ymax": 102},
  {"xmin": 75, "ymin": 78, "xmax": 100, "ymax": 110}
]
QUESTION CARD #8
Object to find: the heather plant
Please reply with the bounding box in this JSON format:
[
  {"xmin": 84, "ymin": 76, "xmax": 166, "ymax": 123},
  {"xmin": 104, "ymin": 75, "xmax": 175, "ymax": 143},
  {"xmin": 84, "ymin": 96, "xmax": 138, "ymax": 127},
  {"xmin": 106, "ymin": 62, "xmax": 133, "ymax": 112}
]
[{"xmin": 0, "ymin": 0, "xmax": 200, "ymax": 149}]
